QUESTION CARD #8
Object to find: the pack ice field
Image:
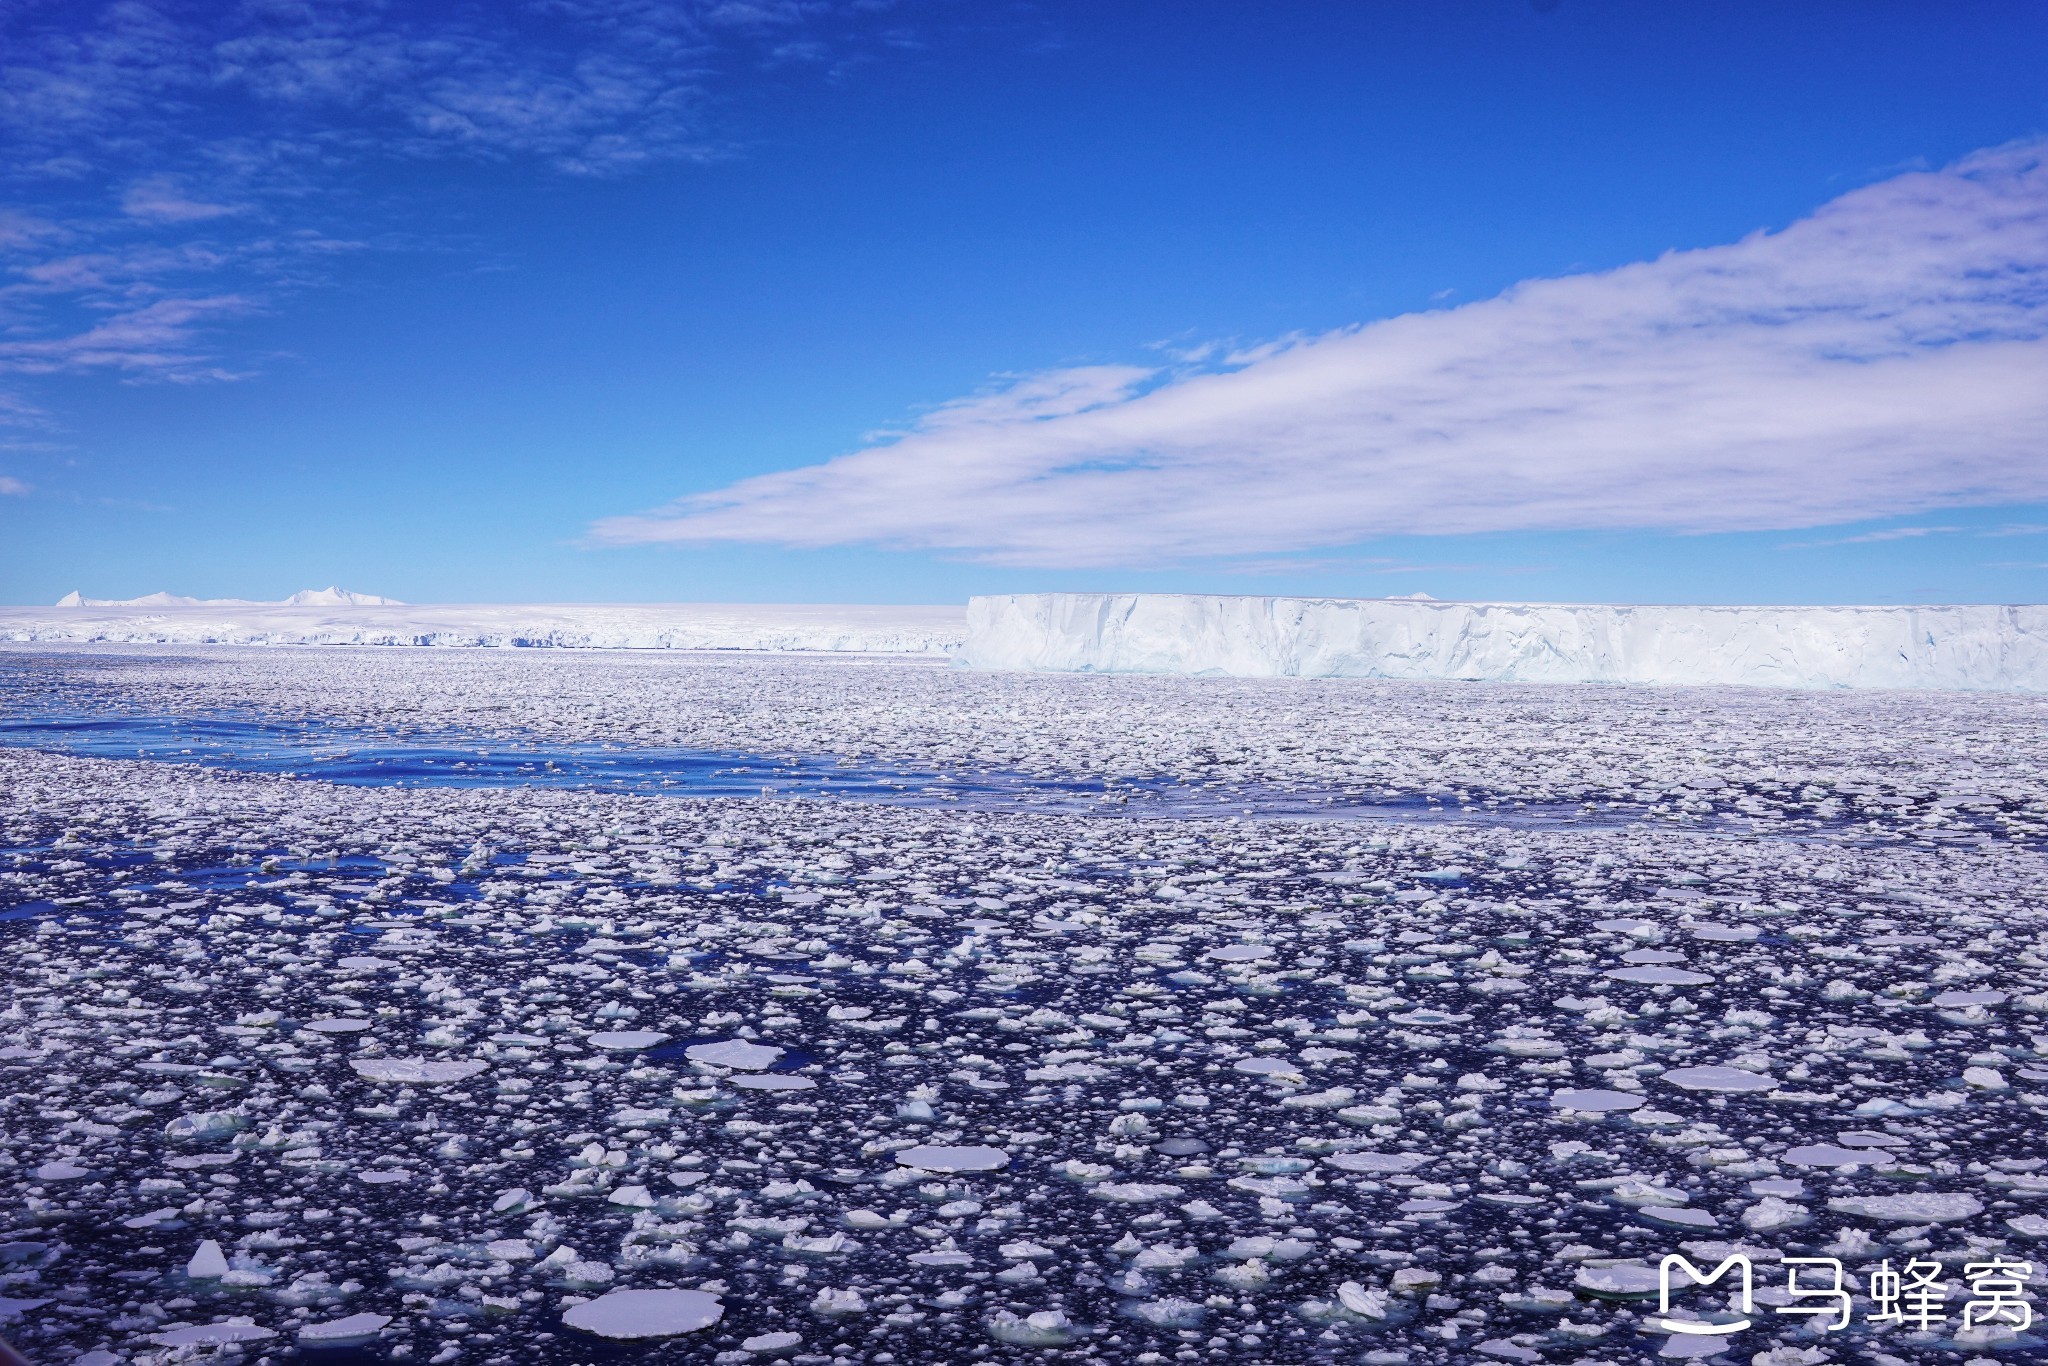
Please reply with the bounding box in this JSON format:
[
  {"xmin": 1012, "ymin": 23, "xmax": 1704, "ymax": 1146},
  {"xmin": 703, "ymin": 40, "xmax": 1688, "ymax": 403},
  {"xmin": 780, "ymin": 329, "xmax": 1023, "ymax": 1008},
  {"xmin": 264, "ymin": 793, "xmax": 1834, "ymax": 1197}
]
[{"xmin": 3, "ymin": 646, "xmax": 2048, "ymax": 1365}]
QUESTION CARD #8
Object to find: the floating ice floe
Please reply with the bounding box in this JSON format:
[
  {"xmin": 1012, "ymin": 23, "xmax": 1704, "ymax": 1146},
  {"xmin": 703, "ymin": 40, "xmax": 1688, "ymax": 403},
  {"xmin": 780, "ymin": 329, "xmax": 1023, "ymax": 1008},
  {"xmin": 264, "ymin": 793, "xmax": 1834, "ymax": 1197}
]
[
  {"xmin": 1605, "ymin": 965, "xmax": 1715, "ymax": 986},
  {"xmin": 152, "ymin": 1320, "xmax": 276, "ymax": 1346},
  {"xmin": 588, "ymin": 1029, "xmax": 672, "ymax": 1050},
  {"xmin": 895, "ymin": 1145, "xmax": 1010, "ymax": 1173},
  {"xmin": 1931, "ymin": 988, "xmax": 2007, "ymax": 1007},
  {"xmin": 729, "ymin": 1073, "xmax": 815, "ymax": 1091},
  {"xmin": 348, "ymin": 1057, "xmax": 488, "ymax": 1084},
  {"xmin": 685, "ymin": 1039, "xmax": 784, "ymax": 1070},
  {"xmin": 1325, "ymin": 1152, "xmax": 1432, "ymax": 1174},
  {"xmin": 297, "ymin": 1312, "xmax": 392, "ymax": 1346},
  {"xmin": 561, "ymin": 1287, "xmax": 725, "ymax": 1338},
  {"xmin": 1781, "ymin": 1144, "xmax": 1872, "ymax": 1168},
  {"xmin": 1550, "ymin": 1088, "xmax": 1645, "ymax": 1113},
  {"xmin": 1827, "ymin": 1193, "xmax": 1984, "ymax": 1223},
  {"xmin": 1660, "ymin": 1066, "xmax": 1776, "ymax": 1093}
]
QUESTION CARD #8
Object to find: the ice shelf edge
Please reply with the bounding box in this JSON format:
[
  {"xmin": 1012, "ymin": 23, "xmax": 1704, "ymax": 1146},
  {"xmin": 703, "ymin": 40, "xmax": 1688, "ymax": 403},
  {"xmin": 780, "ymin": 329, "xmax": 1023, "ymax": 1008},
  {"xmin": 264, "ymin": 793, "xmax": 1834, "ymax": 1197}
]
[{"xmin": 958, "ymin": 592, "xmax": 2048, "ymax": 690}]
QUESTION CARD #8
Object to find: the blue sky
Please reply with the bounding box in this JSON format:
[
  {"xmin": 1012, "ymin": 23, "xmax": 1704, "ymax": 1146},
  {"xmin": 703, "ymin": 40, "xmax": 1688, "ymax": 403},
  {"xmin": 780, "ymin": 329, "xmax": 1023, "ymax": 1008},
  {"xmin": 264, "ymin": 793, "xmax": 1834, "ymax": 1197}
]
[{"xmin": 3, "ymin": 0, "xmax": 2046, "ymax": 606}]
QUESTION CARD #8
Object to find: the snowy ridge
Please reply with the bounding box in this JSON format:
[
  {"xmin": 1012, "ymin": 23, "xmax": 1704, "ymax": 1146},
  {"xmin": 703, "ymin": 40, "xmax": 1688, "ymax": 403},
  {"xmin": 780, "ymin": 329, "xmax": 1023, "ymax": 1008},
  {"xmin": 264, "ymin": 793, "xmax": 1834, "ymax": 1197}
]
[
  {"xmin": 53, "ymin": 586, "xmax": 404, "ymax": 607},
  {"xmin": 1, "ymin": 601, "xmax": 967, "ymax": 654},
  {"xmin": 962, "ymin": 592, "xmax": 2048, "ymax": 690}
]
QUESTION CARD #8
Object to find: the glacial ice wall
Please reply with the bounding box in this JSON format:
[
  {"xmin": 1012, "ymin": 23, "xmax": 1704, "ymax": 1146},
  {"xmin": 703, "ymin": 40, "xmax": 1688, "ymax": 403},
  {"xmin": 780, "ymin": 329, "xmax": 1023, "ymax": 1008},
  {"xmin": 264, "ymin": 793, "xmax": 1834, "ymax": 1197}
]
[
  {"xmin": 0, "ymin": 601, "xmax": 966, "ymax": 654},
  {"xmin": 962, "ymin": 592, "xmax": 2048, "ymax": 690}
]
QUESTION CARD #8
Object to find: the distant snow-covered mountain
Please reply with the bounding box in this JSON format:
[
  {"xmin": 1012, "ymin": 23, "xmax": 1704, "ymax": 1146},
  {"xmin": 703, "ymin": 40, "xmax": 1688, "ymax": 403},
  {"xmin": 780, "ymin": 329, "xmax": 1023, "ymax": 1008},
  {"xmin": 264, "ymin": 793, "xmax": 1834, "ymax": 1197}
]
[{"xmin": 54, "ymin": 586, "xmax": 404, "ymax": 608}]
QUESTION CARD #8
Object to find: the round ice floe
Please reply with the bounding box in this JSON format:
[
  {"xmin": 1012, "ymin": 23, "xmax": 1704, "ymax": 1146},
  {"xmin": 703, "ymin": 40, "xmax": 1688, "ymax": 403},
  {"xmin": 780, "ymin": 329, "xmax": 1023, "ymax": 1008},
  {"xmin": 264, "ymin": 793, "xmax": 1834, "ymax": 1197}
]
[
  {"xmin": 588, "ymin": 1030, "xmax": 671, "ymax": 1051},
  {"xmin": 153, "ymin": 1322, "xmax": 276, "ymax": 1346},
  {"xmin": 1619, "ymin": 950, "xmax": 1686, "ymax": 965},
  {"xmin": 1660, "ymin": 1066, "xmax": 1775, "ymax": 1093},
  {"xmin": 335, "ymin": 955, "xmax": 395, "ymax": 971},
  {"xmin": 349, "ymin": 1057, "xmax": 488, "ymax": 1084},
  {"xmin": 1550, "ymin": 1088, "xmax": 1644, "ymax": 1113},
  {"xmin": 1207, "ymin": 944, "xmax": 1274, "ymax": 962},
  {"xmin": 1827, "ymin": 1193, "xmax": 1982, "ymax": 1223},
  {"xmin": 298, "ymin": 1312, "xmax": 391, "ymax": 1346},
  {"xmin": 1783, "ymin": 1144, "xmax": 1871, "ymax": 1168},
  {"xmin": 895, "ymin": 1145, "xmax": 1009, "ymax": 1173},
  {"xmin": 561, "ymin": 1288, "xmax": 724, "ymax": 1339},
  {"xmin": 685, "ymin": 1040, "xmax": 784, "ymax": 1070},
  {"xmin": 743, "ymin": 1331, "xmax": 804, "ymax": 1353},
  {"xmin": 729, "ymin": 1073, "xmax": 815, "ymax": 1092},
  {"xmin": 1325, "ymin": 1152, "xmax": 1432, "ymax": 1175},
  {"xmin": 1689, "ymin": 924, "xmax": 1760, "ymax": 942},
  {"xmin": 1233, "ymin": 1057, "xmax": 1302, "ymax": 1077},
  {"xmin": 33, "ymin": 1161, "xmax": 89, "ymax": 1181},
  {"xmin": 1836, "ymin": 1130, "xmax": 1908, "ymax": 1148},
  {"xmin": 1605, "ymin": 966, "xmax": 1714, "ymax": 986},
  {"xmin": 1931, "ymin": 989, "xmax": 2007, "ymax": 1008},
  {"xmin": 303, "ymin": 1018, "xmax": 373, "ymax": 1034}
]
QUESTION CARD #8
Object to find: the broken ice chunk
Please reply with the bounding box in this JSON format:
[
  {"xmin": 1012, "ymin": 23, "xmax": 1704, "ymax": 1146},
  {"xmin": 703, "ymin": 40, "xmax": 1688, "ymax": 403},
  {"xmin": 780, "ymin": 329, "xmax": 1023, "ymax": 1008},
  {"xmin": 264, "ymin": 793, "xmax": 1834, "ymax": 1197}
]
[
  {"xmin": 350, "ymin": 1057, "xmax": 488, "ymax": 1084},
  {"xmin": 187, "ymin": 1239, "xmax": 230, "ymax": 1279},
  {"xmin": 1325, "ymin": 1152, "xmax": 1432, "ymax": 1175},
  {"xmin": 685, "ymin": 1039, "xmax": 784, "ymax": 1070}
]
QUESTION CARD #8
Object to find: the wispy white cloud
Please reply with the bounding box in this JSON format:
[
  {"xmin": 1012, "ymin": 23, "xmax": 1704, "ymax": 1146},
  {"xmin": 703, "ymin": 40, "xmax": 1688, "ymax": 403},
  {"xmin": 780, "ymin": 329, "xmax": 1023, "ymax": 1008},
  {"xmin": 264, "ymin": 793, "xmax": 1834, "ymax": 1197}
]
[
  {"xmin": 1785, "ymin": 525, "xmax": 1964, "ymax": 548},
  {"xmin": 0, "ymin": 1, "xmax": 908, "ymax": 389},
  {"xmin": 120, "ymin": 176, "xmax": 246, "ymax": 224},
  {"xmin": 0, "ymin": 296, "xmax": 254, "ymax": 378},
  {"xmin": 0, "ymin": 475, "xmax": 29, "ymax": 496},
  {"xmin": 595, "ymin": 140, "xmax": 2048, "ymax": 568}
]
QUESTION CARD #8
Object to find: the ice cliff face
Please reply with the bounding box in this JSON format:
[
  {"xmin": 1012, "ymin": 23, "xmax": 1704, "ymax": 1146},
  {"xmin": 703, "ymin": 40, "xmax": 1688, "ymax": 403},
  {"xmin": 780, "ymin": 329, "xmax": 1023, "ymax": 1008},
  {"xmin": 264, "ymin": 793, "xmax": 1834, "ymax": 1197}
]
[{"xmin": 961, "ymin": 593, "xmax": 2048, "ymax": 691}]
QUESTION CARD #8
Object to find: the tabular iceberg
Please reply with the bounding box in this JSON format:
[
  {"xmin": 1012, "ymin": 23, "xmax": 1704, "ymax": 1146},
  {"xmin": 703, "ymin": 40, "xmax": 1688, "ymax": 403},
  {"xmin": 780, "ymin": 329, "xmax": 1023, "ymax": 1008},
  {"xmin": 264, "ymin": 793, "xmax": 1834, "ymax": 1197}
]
[{"xmin": 961, "ymin": 592, "xmax": 2048, "ymax": 690}]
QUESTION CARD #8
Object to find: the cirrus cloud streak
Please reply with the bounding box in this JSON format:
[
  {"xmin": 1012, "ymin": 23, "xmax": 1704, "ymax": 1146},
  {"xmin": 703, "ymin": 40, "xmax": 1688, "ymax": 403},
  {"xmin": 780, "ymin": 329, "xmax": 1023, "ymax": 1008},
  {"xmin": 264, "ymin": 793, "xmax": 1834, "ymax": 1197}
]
[{"xmin": 593, "ymin": 141, "xmax": 2048, "ymax": 568}]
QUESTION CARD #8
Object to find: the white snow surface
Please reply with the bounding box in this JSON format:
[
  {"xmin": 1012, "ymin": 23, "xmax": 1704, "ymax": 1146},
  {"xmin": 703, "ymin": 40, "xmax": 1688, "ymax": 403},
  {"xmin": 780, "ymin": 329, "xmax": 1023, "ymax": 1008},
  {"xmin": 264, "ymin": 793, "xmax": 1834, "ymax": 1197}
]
[
  {"xmin": 6, "ymin": 599, "xmax": 966, "ymax": 653},
  {"xmin": 961, "ymin": 592, "xmax": 2048, "ymax": 690}
]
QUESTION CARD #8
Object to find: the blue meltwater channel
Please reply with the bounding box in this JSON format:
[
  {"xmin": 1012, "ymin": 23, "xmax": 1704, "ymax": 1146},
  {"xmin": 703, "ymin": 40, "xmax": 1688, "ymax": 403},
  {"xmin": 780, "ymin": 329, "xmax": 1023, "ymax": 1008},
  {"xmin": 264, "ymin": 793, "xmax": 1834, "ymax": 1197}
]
[{"xmin": 0, "ymin": 711, "xmax": 1620, "ymax": 825}]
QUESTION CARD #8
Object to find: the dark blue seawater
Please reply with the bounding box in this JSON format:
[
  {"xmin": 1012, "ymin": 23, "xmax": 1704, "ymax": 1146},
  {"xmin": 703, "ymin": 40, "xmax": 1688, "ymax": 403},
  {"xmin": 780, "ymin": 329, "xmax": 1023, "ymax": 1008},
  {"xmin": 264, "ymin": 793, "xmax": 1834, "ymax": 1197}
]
[{"xmin": 0, "ymin": 710, "xmax": 1589, "ymax": 825}]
